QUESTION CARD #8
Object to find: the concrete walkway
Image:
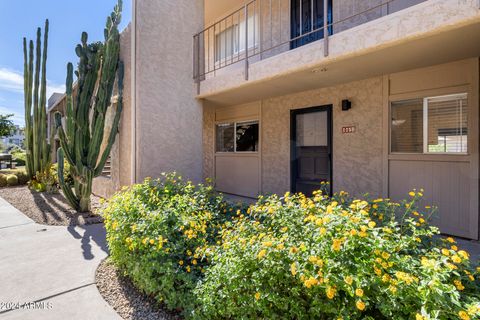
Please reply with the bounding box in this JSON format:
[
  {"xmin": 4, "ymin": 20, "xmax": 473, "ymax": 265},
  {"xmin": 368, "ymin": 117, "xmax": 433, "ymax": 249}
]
[{"xmin": 0, "ymin": 197, "xmax": 120, "ymax": 320}]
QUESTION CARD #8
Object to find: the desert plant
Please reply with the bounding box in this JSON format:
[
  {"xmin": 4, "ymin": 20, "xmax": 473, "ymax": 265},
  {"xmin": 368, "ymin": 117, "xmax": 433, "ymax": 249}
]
[
  {"xmin": 5, "ymin": 174, "xmax": 18, "ymax": 186},
  {"xmin": 29, "ymin": 164, "xmax": 57, "ymax": 193},
  {"xmin": 0, "ymin": 174, "xmax": 7, "ymax": 187},
  {"xmin": 55, "ymin": 0, "xmax": 123, "ymax": 212},
  {"xmin": 0, "ymin": 169, "xmax": 28, "ymax": 186},
  {"xmin": 23, "ymin": 19, "xmax": 51, "ymax": 180}
]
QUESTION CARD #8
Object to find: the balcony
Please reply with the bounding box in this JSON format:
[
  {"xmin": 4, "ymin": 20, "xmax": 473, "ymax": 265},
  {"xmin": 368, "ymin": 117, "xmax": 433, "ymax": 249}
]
[{"xmin": 193, "ymin": 0, "xmax": 480, "ymax": 104}]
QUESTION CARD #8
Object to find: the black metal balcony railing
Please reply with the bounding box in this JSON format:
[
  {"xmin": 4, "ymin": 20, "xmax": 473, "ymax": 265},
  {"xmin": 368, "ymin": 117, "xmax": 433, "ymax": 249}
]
[{"xmin": 193, "ymin": 0, "xmax": 426, "ymax": 84}]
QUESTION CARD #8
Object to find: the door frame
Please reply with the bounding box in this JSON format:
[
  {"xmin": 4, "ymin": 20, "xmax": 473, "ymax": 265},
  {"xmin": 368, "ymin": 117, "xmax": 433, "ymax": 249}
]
[{"xmin": 290, "ymin": 104, "xmax": 333, "ymax": 196}]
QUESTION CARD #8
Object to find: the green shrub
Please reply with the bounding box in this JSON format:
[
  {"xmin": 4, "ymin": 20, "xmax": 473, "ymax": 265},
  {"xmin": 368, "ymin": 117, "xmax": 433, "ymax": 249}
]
[
  {"xmin": 12, "ymin": 152, "xmax": 26, "ymax": 166},
  {"xmin": 5, "ymin": 174, "xmax": 18, "ymax": 186},
  {"xmin": 104, "ymin": 173, "xmax": 237, "ymax": 316},
  {"xmin": 0, "ymin": 169, "xmax": 28, "ymax": 186},
  {"xmin": 195, "ymin": 191, "xmax": 480, "ymax": 319},
  {"xmin": 0, "ymin": 174, "xmax": 7, "ymax": 187},
  {"xmin": 105, "ymin": 175, "xmax": 480, "ymax": 320}
]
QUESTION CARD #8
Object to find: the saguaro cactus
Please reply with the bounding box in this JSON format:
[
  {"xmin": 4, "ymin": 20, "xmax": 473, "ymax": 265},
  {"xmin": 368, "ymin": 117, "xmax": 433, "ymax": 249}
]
[
  {"xmin": 23, "ymin": 19, "xmax": 51, "ymax": 179},
  {"xmin": 55, "ymin": 1, "xmax": 123, "ymax": 212}
]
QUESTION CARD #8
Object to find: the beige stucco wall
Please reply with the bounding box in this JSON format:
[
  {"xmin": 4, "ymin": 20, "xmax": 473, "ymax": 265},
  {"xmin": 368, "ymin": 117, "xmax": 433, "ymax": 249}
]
[
  {"xmin": 262, "ymin": 77, "xmax": 384, "ymax": 197},
  {"xmin": 203, "ymin": 76, "xmax": 384, "ymax": 198},
  {"xmin": 134, "ymin": 0, "xmax": 204, "ymax": 183}
]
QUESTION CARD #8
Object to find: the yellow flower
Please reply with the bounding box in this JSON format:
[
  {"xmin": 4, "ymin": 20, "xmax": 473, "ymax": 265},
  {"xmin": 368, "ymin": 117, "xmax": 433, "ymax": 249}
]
[
  {"xmin": 355, "ymin": 288, "xmax": 364, "ymax": 297},
  {"xmin": 192, "ymin": 259, "xmax": 197, "ymax": 265},
  {"xmin": 290, "ymin": 246, "xmax": 298, "ymax": 254},
  {"xmin": 262, "ymin": 241, "xmax": 273, "ymax": 247},
  {"xmin": 419, "ymin": 218, "xmax": 425, "ymax": 224},
  {"xmin": 368, "ymin": 221, "xmax": 376, "ymax": 228},
  {"xmin": 257, "ymin": 249, "xmax": 267, "ymax": 259},
  {"xmin": 416, "ymin": 314, "xmax": 425, "ymax": 320},
  {"xmin": 332, "ymin": 239, "xmax": 343, "ymax": 251},
  {"xmin": 326, "ymin": 286, "xmax": 336, "ymax": 299},
  {"xmin": 350, "ymin": 229, "xmax": 357, "ymax": 236},
  {"xmin": 319, "ymin": 227, "xmax": 327, "ymax": 235},
  {"xmin": 446, "ymin": 237, "xmax": 456, "ymax": 243},
  {"xmin": 454, "ymin": 280, "xmax": 465, "ymax": 291},
  {"xmin": 458, "ymin": 311, "xmax": 470, "ymax": 320},
  {"xmin": 452, "ymin": 255, "xmax": 462, "ymax": 263},
  {"xmin": 356, "ymin": 300, "xmax": 366, "ymax": 311},
  {"xmin": 255, "ymin": 292, "xmax": 261, "ymax": 300},
  {"xmin": 451, "ymin": 245, "xmax": 458, "ymax": 251},
  {"xmin": 458, "ymin": 250, "xmax": 469, "ymax": 260},
  {"xmin": 409, "ymin": 191, "xmax": 416, "ymax": 197},
  {"xmin": 277, "ymin": 243, "xmax": 285, "ymax": 250},
  {"xmin": 149, "ymin": 239, "xmax": 155, "ymax": 245},
  {"xmin": 186, "ymin": 266, "xmax": 191, "ymax": 273},
  {"xmin": 290, "ymin": 263, "xmax": 297, "ymax": 276},
  {"xmin": 179, "ymin": 260, "xmax": 184, "ymax": 265},
  {"xmin": 382, "ymin": 252, "xmax": 390, "ymax": 260},
  {"xmin": 442, "ymin": 248, "xmax": 451, "ymax": 256},
  {"xmin": 304, "ymin": 277, "xmax": 318, "ymax": 288},
  {"xmin": 359, "ymin": 231, "xmax": 368, "ymax": 238},
  {"xmin": 344, "ymin": 276, "xmax": 353, "ymax": 286}
]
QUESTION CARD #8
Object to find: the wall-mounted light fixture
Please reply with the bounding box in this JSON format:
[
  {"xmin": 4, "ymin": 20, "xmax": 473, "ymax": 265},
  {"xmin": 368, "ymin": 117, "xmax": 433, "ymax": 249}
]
[{"xmin": 342, "ymin": 99, "xmax": 352, "ymax": 111}]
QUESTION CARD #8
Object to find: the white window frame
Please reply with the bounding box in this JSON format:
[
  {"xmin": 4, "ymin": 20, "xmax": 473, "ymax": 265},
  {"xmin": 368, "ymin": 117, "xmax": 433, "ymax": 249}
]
[
  {"xmin": 390, "ymin": 92, "xmax": 468, "ymax": 155},
  {"xmin": 215, "ymin": 120, "xmax": 259, "ymax": 154},
  {"xmin": 214, "ymin": 13, "xmax": 259, "ymax": 66}
]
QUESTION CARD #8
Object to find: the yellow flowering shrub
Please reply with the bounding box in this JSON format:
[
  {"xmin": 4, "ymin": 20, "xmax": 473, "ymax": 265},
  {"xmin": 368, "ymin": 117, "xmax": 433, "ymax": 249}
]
[
  {"xmin": 194, "ymin": 191, "xmax": 480, "ymax": 319},
  {"xmin": 104, "ymin": 173, "xmax": 239, "ymax": 316}
]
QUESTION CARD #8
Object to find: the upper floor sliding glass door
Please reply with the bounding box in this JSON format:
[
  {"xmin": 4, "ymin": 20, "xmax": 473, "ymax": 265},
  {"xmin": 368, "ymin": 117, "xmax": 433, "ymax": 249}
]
[{"xmin": 290, "ymin": 0, "xmax": 333, "ymax": 49}]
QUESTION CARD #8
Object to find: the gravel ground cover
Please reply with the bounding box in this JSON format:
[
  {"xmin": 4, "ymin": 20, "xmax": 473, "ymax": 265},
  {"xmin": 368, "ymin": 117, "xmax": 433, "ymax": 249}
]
[
  {"xmin": 0, "ymin": 185, "xmax": 103, "ymax": 226},
  {"xmin": 96, "ymin": 259, "xmax": 179, "ymax": 320}
]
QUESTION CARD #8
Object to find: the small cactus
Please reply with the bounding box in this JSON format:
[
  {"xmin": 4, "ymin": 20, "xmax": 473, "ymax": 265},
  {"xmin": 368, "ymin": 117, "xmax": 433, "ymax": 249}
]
[{"xmin": 55, "ymin": 1, "xmax": 123, "ymax": 212}]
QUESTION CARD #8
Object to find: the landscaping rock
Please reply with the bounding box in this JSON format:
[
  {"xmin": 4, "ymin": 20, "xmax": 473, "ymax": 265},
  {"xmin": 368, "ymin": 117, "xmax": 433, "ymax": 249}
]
[
  {"xmin": 96, "ymin": 259, "xmax": 179, "ymax": 320},
  {"xmin": 0, "ymin": 185, "xmax": 104, "ymax": 226}
]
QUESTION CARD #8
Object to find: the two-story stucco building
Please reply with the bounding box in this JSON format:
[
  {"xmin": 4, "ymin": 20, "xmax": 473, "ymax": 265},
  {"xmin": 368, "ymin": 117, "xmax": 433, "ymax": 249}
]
[{"xmin": 48, "ymin": 0, "xmax": 480, "ymax": 239}]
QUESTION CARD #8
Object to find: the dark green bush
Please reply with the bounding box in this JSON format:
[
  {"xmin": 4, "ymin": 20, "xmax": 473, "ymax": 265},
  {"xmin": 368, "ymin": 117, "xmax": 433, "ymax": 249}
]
[
  {"xmin": 0, "ymin": 174, "xmax": 7, "ymax": 187},
  {"xmin": 104, "ymin": 173, "xmax": 237, "ymax": 316}
]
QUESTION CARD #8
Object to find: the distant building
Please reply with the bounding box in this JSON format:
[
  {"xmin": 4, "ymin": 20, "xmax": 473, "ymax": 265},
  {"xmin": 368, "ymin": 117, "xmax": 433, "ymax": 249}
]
[{"xmin": 1, "ymin": 125, "xmax": 24, "ymax": 148}]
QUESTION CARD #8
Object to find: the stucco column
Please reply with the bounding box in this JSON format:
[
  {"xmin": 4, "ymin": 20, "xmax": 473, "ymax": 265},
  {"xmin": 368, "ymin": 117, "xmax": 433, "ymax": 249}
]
[{"xmin": 133, "ymin": 0, "xmax": 204, "ymax": 183}]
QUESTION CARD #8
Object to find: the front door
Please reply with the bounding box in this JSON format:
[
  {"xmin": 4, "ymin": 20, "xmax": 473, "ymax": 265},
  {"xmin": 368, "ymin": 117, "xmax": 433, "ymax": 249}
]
[{"xmin": 291, "ymin": 106, "xmax": 332, "ymax": 196}]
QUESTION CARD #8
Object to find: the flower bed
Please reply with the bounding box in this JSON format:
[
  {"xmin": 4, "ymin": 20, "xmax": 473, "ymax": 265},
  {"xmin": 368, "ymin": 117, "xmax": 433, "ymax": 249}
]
[{"xmin": 104, "ymin": 174, "xmax": 480, "ymax": 319}]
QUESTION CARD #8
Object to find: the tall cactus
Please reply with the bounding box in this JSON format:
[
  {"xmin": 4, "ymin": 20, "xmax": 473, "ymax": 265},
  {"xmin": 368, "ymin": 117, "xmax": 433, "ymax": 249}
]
[
  {"xmin": 23, "ymin": 19, "xmax": 51, "ymax": 179},
  {"xmin": 55, "ymin": 0, "xmax": 123, "ymax": 212}
]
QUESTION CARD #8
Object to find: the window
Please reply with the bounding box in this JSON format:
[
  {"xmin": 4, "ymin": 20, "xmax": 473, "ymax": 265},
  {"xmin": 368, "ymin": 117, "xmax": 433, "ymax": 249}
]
[
  {"xmin": 216, "ymin": 121, "xmax": 259, "ymax": 153},
  {"xmin": 290, "ymin": 0, "xmax": 333, "ymax": 49},
  {"xmin": 390, "ymin": 93, "xmax": 468, "ymax": 154},
  {"xmin": 236, "ymin": 121, "xmax": 259, "ymax": 152},
  {"xmin": 216, "ymin": 123, "xmax": 235, "ymax": 152},
  {"xmin": 215, "ymin": 14, "xmax": 258, "ymax": 63}
]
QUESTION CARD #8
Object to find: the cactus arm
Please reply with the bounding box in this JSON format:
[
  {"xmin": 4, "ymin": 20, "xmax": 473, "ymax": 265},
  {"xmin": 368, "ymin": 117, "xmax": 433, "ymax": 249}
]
[
  {"xmin": 39, "ymin": 20, "xmax": 49, "ymax": 169},
  {"xmin": 94, "ymin": 61, "xmax": 123, "ymax": 177},
  {"xmin": 54, "ymin": 112, "xmax": 75, "ymax": 166},
  {"xmin": 65, "ymin": 63, "xmax": 75, "ymax": 156},
  {"xmin": 57, "ymin": 148, "xmax": 79, "ymax": 210},
  {"xmin": 32, "ymin": 27, "xmax": 42, "ymax": 175},
  {"xmin": 23, "ymin": 38, "xmax": 34, "ymax": 179}
]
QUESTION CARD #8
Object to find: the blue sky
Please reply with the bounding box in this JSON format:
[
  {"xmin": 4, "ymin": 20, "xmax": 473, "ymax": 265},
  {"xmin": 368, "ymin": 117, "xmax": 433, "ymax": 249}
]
[{"xmin": 0, "ymin": 0, "xmax": 132, "ymax": 126}]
